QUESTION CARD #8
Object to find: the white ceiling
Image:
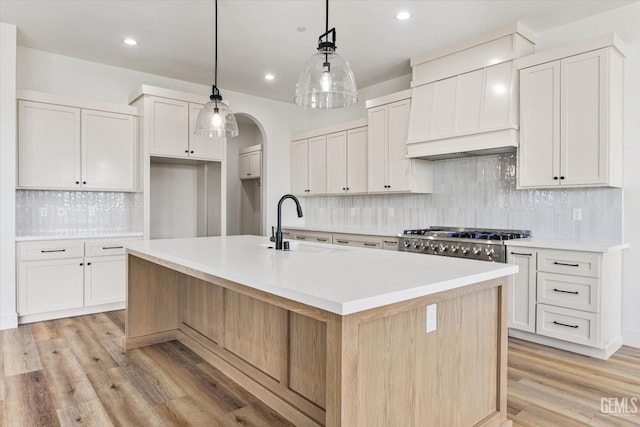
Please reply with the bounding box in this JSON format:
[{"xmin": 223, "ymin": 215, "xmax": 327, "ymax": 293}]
[{"xmin": 0, "ymin": 0, "xmax": 635, "ymax": 103}]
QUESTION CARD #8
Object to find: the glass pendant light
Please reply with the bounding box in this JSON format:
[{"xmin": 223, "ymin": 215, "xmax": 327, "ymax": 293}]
[
  {"xmin": 294, "ymin": 0, "xmax": 358, "ymax": 109},
  {"xmin": 195, "ymin": 0, "xmax": 239, "ymax": 138}
]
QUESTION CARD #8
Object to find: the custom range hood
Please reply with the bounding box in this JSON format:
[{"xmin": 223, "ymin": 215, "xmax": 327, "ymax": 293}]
[{"xmin": 406, "ymin": 23, "xmax": 536, "ymax": 160}]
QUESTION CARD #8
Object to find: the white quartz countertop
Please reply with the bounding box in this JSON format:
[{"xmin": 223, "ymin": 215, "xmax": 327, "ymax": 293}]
[
  {"xmin": 126, "ymin": 235, "xmax": 517, "ymax": 316},
  {"xmin": 506, "ymin": 238, "xmax": 629, "ymax": 253},
  {"xmin": 16, "ymin": 232, "xmax": 144, "ymax": 242},
  {"xmin": 282, "ymin": 225, "xmax": 400, "ymax": 238}
]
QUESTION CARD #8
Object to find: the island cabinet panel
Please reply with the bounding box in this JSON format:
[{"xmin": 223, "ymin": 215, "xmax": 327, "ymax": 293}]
[
  {"xmin": 126, "ymin": 256, "xmax": 180, "ymax": 345},
  {"xmin": 223, "ymin": 290, "xmax": 287, "ymax": 382},
  {"xmin": 179, "ymin": 275, "xmax": 223, "ymax": 343},
  {"xmin": 288, "ymin": 312, "xmax": 327, "ymax": 409},
  {"xmin": 354, "ymin": 286, "xmax": 499, "ymax": 426}
]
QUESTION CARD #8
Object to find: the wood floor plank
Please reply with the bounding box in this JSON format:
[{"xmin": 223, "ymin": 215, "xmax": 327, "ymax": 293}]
[
  {"xmin": 102, "ymin": 310, "xmax": 125, "ymax": 335},
  {"xmin": 90, "ymin": 366, "xmax": 165, "ymax": 426},
  {"xmin": 0, "ymin": 400, "xmax": 6, "ymax": 427},
  {"xmin": 35, "ymin": 338, "xmax": 98, "ymax": 409},
  {"xmin": 58, "ymin": 316, "xmax": 119, "ymax": 382},
  {"xmin": 2, "ymin": 325, "xmax": 43, "ymax": 376},
  {"xmin": 4, "ymin": 370, "xmax": 60, "ymax": 426},
  {"xmin": 155, "ymin": 396, "xmax": 224, "ymax": 426},
  {"xmin": 56, "ymin": 398, "xmax": 114, "ymax": 427},
  {"xmin": 140, "ymin": 342, "xmax": 248, "ymax": 417},
  {"xmin": 30, "ymin": 319, "xmax": 63, "ymax": 341},
  {"xmin": 102, "ymin": 337, "xmax": 186, "ymax": 405},
  {"xmin": 80, "ymin": 313, "xmax": 124, "ymax": 341},
  {"xmin": 218, "ymin": 405, "xmax": 294, "ymax": 427}
]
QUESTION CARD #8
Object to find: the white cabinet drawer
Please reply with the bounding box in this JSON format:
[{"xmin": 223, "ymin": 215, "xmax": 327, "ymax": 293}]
[
  {"xmin": 290, "ymin": 231, "xmax": 332, "ymax": 243},
  {"xmin": 85, "ymin": 237, "xmax": 141, "ymax": 256},
  {"xmin": 18, "ymin": 240, "xmax": 84, "ymax": 261},
  {"xmin": 536, "ymin": 303, "xmax": 598, "ymax": 347},
  {"xmin": 537, "ymin": 250, "xmax": 601, "ymax": 278},
  {"xmin": 333, "ymin": 233, "xmax": 382, "ymax": 249},
  {"xmin": 537, "ymin": 272, "xmax": 599, "ymax": 312}
]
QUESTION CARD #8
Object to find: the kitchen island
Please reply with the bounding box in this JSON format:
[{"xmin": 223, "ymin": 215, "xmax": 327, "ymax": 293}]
[{"xmin": 125, "ymin": 235, "xmax": 517, "ymax": 427}]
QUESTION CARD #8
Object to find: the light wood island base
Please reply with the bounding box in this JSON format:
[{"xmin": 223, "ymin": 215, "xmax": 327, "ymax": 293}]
[{"xmin": 126, "ymin": 251, "xmax": 512, "ymax": 427}]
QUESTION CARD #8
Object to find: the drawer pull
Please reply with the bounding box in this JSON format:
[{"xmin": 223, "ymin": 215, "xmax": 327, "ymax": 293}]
[
  {"xmin": 510, "ymin": 252, "xmax": 532, "ymax": 256},
  {"xmin": 102, "ymin": 246, "xmax": 124, "ymax": 250},
  {"xmin": 336, "ymin": 240, "xmax": 348, "ymax": 244},
  {"xmin": 553, "ymin": 261, "xmax": 580, "ymax": 267},
  {"xmin": 553, "ymin": 320, "xmax": 579, "ymax": 329},
  {"xmin": 41, "ymin": 249, "xmax": 66, "ymax": 253},
  {"xmin": 364, "ymin": 243, "xmax": 377, "ymax": 247},
  {"xmin": 297, "ymin": 236, "xmax": 306, "ymax": 240},
  {"xmin": 316, "ymin": 238, "xmax": 329, "ymax": 242},
  {"xmin": 553, "ymin": 288, "xmax": 579, "ymax": 295},
  {"xmin": 383, "ymin": 240, "xmax": 397, "ymax": 244}
]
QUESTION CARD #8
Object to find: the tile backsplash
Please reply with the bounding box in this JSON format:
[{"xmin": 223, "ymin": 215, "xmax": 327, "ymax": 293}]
[
  {"xmin": 16, "ymin": 190, "xmax": 143, "ymax": 237},
  {"xmin": 303, "ymin": 154, "xmax": 623, "ymax": 242}
]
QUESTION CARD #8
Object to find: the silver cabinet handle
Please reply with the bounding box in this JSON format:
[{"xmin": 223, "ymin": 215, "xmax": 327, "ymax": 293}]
[
  {"xmin": 510, "ymin": 252, "xmax": 532, "ymax": 256},
  {"xmin": 553, "ymin": 320, "xmax": 578, "ymax": 329},
  {"xmin": 553, "ymin": 288, "xmax": 579, "ymax": 295},
  {"xmin": 41, "ymin": 249, "xmax": 66, "ymax": 253},
  {"xmin": 102, "ymin": 246, "xmax": 124, "ymax": 250},
  {"xmin": 553, "ymin": 261, "xmax": 580, "ymax": 267}
]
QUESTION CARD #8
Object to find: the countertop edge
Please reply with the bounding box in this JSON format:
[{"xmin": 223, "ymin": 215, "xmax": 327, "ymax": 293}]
[
  {"xmin": 16, "ymin": 232, "xmax": 144, "ymax": 242},
  {"xmin": 506, "ymin": 239, "xmax": 629, "ymax": 253}
]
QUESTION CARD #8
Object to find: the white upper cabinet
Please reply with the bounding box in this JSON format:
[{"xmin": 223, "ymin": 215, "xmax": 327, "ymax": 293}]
[
  {"xmin": 81, "ymin": 109, "xmax": 136, "ymax": 191},
  {"xmin": 18, "ymin": 101, "xmax": 81, "ymax": 190},
  {"xmin": 18, "ymin": 94, "xmax": 137, "ymax": 192},
  {"xmin": 146, "ymin": 95, "xmax": 224, "ymax": 161},
  {"xmin": 239, "ymin": 145, "xmax": 261, "ymax": 180},
  {"xmin": 366, "ymin": 95, "xmax": 433, "ymax": 194},
  {"xmin": 326, "ymin": 127, "xmax": 368, "ymax": 194},
  {"xmin": 518, "ymin": 35, "xmax": 625, "ymax": 188},
  {"xmin": 291, "ymin": 139, "xmax": 309, "ymax": 195},
  {"xmin": 307, "ymin": 135, "xmax": 327, "ymax": 195}
]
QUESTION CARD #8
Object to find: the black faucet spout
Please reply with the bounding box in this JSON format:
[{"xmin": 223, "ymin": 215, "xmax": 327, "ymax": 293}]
[{"xmin": 276, "ymin": 194, "xmax": 303, "ymax": 250}]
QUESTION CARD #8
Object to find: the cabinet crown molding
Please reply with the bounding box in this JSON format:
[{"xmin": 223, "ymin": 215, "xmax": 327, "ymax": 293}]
[
  {"xmin": 128, "ymin": 84, "xmax": 211, "ymax": 105},
  {"xmin": 516, "ymin": 33, "xmax": 627, "ymax": 70},
  {"xmin": 365, "ymin": 89, "xmax": 411, "ymax": 109},
  {"xmin": 17, "ymin": 89, "xmax": 137, "ymax": 115},
  {"xmin": 291, "ymin": 118, "xmax": 367, "ymax": 141}
]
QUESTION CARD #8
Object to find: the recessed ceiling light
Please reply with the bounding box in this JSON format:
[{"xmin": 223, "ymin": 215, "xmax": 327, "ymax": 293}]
[
  {"xmin": 264, "ymin": 74, "xmax": 275, "ymax": 81},
  {"xmin": 123, "ymin": 38, "xmax": 138, "ymax": 46},
  {"xmin": 396, "ymin": 11, "xmax": 411, "ymax": 21},
  {"xmin": 296, "ymin": 26, "xmax": 307, "ymax": 32}
]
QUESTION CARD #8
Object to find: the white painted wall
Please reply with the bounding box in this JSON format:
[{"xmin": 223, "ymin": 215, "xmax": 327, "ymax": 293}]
[
  {"xmin": 0, "ymin": 23, "xmax": 17, "ymax": 330},
  {"xmin": 532, "ymin": 1, "xmax": 640, "ymax": 347}
]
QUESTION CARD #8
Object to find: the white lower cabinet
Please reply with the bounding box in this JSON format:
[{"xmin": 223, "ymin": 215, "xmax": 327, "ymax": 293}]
[
  {"xmin": 506, "ymin": 244, "xmax": 623, "ymax": 359},
  {"xmin": 17, "ymin": 236, "xmax": 140, "ymax": 322}
]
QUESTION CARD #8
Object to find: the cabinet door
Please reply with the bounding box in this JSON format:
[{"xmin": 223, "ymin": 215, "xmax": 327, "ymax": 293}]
[
  {"xmin": 518, "ymin": 61, "xmax": 561, "ymax": 188},
  {"xmin": 291, "ymin": 139, "xmax": 309, "ymax": 195},
  {"xmin": 18, "ymin": 258, "xmax": 84, "ymax": 315},
  {"xmin": 82, "ymin": 109, "xmax": 136, "ymax": 191},
  {"xmin": 249, "ymin": 151, "xmax": 261, "ymax": 179},
  {"xmin": 18, "ymin": 101, "xmax": 81, "ymax": 190},
  {"xmin": 367, "ymin": 105, "xmax": 388, "ymax": 192},
  {"xmin": 346, "ymin": 127, "xmax": 368, "ymax": 194},
  {"xmin": 326, "ymin": 131, "xmax": 347, "ymax": 194},
  {"xmin": 148, "ymin": 96, "xmax": 189, "ymax": 157},
  {"xmin": 84, "ymin": 255, "xmax": 125, "ymax": 306},
  {"xmin": 561, "ymin": 50, "xmax": 608, "ymax": 186},
  {"xmin": 239, "ymin": 153, "xmax": 252, "ymax": 179},
  {"xmin": 387, "ymin": 99, "xmax": 411, "ymax": 191},
  {"xmin": 188, "ymin": 103, "xmax": 225, "ymax": 160},
  {"xmin": 307, "ymin": 135, "xmax": 327, "ymax": 195},
  {"xmin": 506, "ymin": 248, "xmax": 537, "ymax": 333}
]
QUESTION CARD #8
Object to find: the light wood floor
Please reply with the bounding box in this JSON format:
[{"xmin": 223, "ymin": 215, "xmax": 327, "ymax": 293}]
[{"xmin": 0, "ymin": 311, "xmax": 639, "ymax": 426}]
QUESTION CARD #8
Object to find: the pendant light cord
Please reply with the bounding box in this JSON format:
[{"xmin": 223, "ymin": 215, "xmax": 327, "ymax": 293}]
[
  {"xmin": 215, "ymin": 0, "xmax": 218, "ymax": 90},
  {"xmin": 325, "ymin": 0, "xmax": 329, "ymax": 39}
]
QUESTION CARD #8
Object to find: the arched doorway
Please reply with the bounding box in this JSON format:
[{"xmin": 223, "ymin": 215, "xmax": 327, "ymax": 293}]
[{"xmin": 227, "ymin": 113, "xmax": 265, "ymax": 236}]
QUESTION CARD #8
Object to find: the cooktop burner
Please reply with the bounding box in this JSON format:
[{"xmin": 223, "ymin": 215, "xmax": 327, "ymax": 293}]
[{"xmin": 398, "ymin": 226, "xmax": 531, "ymax": 262}]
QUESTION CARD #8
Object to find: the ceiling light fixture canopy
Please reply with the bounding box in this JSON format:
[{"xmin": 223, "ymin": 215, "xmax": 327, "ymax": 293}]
[
  {"xmin": 195, "ymin": 0, "xmax": 238, "ymax": 138},
  {"xmin": 294, "ymin": 0, "xmax": 357, "ymax": 109}
]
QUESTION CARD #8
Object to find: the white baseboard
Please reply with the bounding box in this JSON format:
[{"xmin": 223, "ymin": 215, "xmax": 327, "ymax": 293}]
[
  {"xmin": 623, "ymin": 328, "xmax": 640, "ymax": 349},
  {"xmin": 509, "ymin": 328, "xmax": 623, "ymax": 360},
  {"xmin": 0, "ymin": 312, "xmax": 18, "ymax": 330},
  {"xmin": 18, "ymin": 302, "xmax": 125, "ymax": 325}
]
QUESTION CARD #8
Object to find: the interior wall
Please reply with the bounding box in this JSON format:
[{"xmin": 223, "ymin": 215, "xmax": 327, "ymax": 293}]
[
  {"xmin": 532, "ymin": 1, "xmax": 640, "ymax": 347},
  {"xmin": 0, "ymin": 23, "xmax": 17, "ymax": 329}
]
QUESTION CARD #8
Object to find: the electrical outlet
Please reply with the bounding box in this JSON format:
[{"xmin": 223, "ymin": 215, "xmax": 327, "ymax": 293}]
[
  {"xmin": 57, "ymin": 207, "xmax": 66, "ymax": 217},
  {"xmin": 88, "ymin": 207, "xmax": 96, "ymax": 216},
  {"xmin": 572, "ymin": 208, "xmax": 582, "ymax": 221},
  {"xmin": 426, "ymin": 304, "xmax": 437, "ymax": 333},
  {"xmin": 39, "ymin": 207, "xmax": 47, "ymax": 217}
]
